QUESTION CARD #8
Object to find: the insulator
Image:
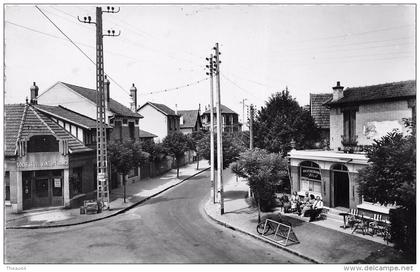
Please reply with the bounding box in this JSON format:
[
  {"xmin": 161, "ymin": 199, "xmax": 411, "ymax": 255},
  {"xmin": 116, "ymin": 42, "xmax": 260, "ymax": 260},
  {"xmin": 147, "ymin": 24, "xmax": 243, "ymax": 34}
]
[
  {"xmin": 112, "ymin": 7, "xmax": 115, "ymax": 11},
  {"xmin": 88, "ymin": 16, "xmax": 91, "ymax": 22},
  {"xmin": 205, "ymin": 57, "xmax": 209, "ymax": 61},
  {"xmin": 112, "ymin": 30, "xmax": 115, "ymax": 34},
  {"xmin": 107, "ymin": 6, "xmax": 110, "ymax": 10},
  {"xmin": 83, "ymin": 16, "xmax": 87, "ymax": 21},
  {"xmin": 206, "ymin": 72, "xmax": 210, "ymax": 75},
  {"xmin": 108, "ymin": 30, "xmax": 111, "ymax": 33}
]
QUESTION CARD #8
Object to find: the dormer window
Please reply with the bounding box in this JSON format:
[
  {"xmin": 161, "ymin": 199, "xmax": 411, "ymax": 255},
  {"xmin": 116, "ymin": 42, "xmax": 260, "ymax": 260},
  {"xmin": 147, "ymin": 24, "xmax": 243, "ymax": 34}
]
[
  {"xmin": 123, "ymin": 119, "xmax": 128, "ymax": 125},
  {"xmin": 27, "ymin": 135, "xmax": 59, "ymax": 153}
]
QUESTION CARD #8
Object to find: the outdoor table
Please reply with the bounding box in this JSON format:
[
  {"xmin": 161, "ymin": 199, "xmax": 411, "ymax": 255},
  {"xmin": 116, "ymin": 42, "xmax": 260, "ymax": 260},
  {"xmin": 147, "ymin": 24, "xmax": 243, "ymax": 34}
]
[{"xmin": 339, "ymin": 212, "xmax": 351, "ymax": 229}]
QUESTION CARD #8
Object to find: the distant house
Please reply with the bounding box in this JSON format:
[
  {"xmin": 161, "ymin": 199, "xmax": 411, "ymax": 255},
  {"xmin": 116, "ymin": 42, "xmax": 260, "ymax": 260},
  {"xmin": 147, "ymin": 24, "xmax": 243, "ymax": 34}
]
[
  {"xmin": 5, "ymin": 86, "xmax": 96, "ymax": 213},
  {"xmin": 37, "ymin": 81, "xmax": 143, "ymax": 143},
  {"xmin": 201, "ymin": 104, "xmax": 241, "ymax": 133},
  {"xmin": 137, "ymin": 102, "xmax": 180, "ymax": 142},
  {"xmin": 178, "ymin": 109, "xmax": 203, "ymax": 135},
  {"xmin": 288, "ymin": 80, "xmax": 416, "ymax": 210},
  {"xmin": 139, "ymin": 129, "xmax": 158, "ymax": 143},
  {"xmin": 309, "ymin": 93, "xmax": 333, "ymax": 145}
]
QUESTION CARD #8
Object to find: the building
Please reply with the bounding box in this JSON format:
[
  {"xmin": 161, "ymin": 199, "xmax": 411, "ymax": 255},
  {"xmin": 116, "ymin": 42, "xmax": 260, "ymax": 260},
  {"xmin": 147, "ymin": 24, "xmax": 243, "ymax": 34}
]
[
  {"xmin": 37, "ymin": 81, "xmax": 148, "ymax": 186},
  {"xmin": 37, "ymin": 80, "xmax": 143, "ymax": 142},
  {"xmin": 137, "ymin": 102, "xmax": 180, "ymax": 142},
  {"xmin": 178, "ymin": 109, "xmax": 203, "ymax": 135},
  {"xmin": 289, "ymin": 80, "xmax": 415, "ymax": 210},
  {"xmin": 201, "ymin": 104, "xmax": 241, "ymax": 133},
  {"xmin": 5, "ymin": 95, "xmax": 96, "ymax": 212},
  {"xmin": 309, "ymin": 93, "xmax": 333, "ymax": 146}
]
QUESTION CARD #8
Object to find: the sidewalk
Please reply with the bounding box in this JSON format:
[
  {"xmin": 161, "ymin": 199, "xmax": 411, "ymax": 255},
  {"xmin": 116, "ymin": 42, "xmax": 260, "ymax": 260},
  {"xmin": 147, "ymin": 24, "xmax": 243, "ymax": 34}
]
[
  {"xmin": 6, "ymin": 160, "xmax": 209, "ymax": 229},
  {"xmin": 204, "ymin": 170, "xmax": 404, "ymax": 264}
]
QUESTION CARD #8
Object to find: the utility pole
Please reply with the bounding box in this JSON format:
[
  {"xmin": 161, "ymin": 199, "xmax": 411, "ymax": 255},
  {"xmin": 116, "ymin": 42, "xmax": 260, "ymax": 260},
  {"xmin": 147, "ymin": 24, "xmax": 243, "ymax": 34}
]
[
  {"xmin": 249, "ymin": 104, "xmax": 254, "ymax": 149},
  {"xmin": 78, "ymin": 6, "xmax": 120, "ymax": 209},
  {"xmin": 213, "ymin": 43, "xmax": 224, "ymax": 214},
  {"xmin": 240, "ymin": 98, "xmax": 247, "ymax": 132},
  {"xmin": 206, "ymin": 55, "xmax": 216, "ymax": 203}
]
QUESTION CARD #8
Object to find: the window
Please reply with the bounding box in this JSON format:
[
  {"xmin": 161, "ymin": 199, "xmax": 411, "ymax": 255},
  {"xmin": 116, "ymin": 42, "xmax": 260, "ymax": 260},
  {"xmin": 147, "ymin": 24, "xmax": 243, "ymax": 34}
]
[
  {"xmin": 27, "ymin": 135, "xmax": 59, "ymax": 153},
  {"xmin": 114, "ymin": 121, "xmax": 122, "ymax": 140},
  {"xmin": 122, "ymin": 119, "xmax": 128, "ymax": 125},
  {"xmin": 135, "ymin": 119, "xmax": 139, "ymax": 125},
  {"xmin": 5, "ymin": 171, "xmax": 10, "ymax": 201},
  {"xmin": 52, "ymin": 178, "xmax": 63, "ymax": 196},
  {"xmin": 35, "ymin": 178, "xmax": 49, "ymax": 198},
  {"xmin": 129, "ymin": 122, "xmax": 135, "ymax": 140},
  {"xmin": 299, "ymin": 161, "xmax": 322, "ymax": 195},
  {"xmin": 343, "ymin": 110, "xmax": 356, "ymax": 142},
  {"xmin": 70, "ymin": 167, "xmax": 83, "ymax": 197}
]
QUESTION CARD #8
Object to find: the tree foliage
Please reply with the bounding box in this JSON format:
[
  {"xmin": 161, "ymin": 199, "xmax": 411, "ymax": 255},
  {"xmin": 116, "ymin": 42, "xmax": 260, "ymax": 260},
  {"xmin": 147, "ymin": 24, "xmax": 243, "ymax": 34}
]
[
  {"xmin": 231, "ymin": 148, "xmax": 288, "ymax": 212},
  {"xmin": 141, "ymin": 140, "xmax": 166, "ymax": 163},
  {"xmin": 162, "ymin": 132, "xmax": 191, "ymax": 177},
  {"xmin": 253, "ymin": 90, "xmax": 321, "ymax": 156},
  {"xmin": 108, "ymin": 140, "xmax": 148, "ymax": 202},
  {"xmin": 197, "ymin": 131, "xmax": 246, "ymax": 169},
  {"xmin": 357, "ymin": 128, "xmax": 416, "ymax": 261}
]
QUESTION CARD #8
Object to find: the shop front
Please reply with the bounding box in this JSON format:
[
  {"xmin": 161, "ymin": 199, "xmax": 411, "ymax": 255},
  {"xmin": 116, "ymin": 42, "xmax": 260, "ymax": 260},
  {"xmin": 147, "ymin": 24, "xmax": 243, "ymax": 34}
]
[
  {"xmin": 289, "ymin": 150, "xmax": 368, "ymax": 209},
  {"xmin": 15, "ymin": 151, "xmax": 70, "ymax": 212}
]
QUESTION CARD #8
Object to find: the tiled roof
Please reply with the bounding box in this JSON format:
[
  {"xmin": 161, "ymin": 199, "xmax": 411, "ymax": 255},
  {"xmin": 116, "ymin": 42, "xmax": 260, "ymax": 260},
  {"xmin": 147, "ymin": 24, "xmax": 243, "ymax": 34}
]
[
  {"xmin": 139, "ymin": 129, "xmax": 157, "ymax": 138},
  {"xmin": 60, "ymin": 82, "xmax": 142, "ymax": 118},
  {"xmin": 327, "ymin": 80, "xmax": 416, "ymax": 107},
  {"xmin": 34, "ymin": 105, "xmax": 98, "ymax": 129},
  {"xmin": 5, "ymin": 104, "xmax": 92, "ymax": 156},
  {"xmin": 310, "ymin": 93, "xmax": 333, "ymax": 129},
  {"xmin": 139, "ymin": 102, "xmax": 178, "ymax": 116},
  {"xmin": 178, "ymin": 110, "xmax": 200, "ymax": 128},
  {"xmin": 202, "ymin": 104, "xmax": 238, "ymax": 115}
]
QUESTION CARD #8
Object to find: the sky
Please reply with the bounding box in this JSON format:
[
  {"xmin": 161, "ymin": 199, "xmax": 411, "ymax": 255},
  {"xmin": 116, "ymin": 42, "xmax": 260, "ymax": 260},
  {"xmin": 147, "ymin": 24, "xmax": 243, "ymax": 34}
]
[{"xmin": 4, "ymin": 4, "xmax": 415, "ymax": 124}]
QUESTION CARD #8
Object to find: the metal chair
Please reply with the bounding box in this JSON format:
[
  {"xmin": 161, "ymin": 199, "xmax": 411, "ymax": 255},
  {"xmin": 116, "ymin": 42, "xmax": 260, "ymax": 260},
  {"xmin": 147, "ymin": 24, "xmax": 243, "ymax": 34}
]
[{"xmin": 347, "ymin": 209, "xmax": 360, "ymax": 229}]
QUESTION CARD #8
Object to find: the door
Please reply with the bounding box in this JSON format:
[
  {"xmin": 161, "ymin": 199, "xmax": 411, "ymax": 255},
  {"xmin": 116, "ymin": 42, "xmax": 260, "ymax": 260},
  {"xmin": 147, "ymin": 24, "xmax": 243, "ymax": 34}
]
[
  {"xmin": 334, "ymin": 171, "xmax": 350, "ymax": 208},
  {"xmin": 22, "ymin": 176, "xmax": 32, "ymax": 210},
  {"xmin": 34, "ymin": 178, "xmax": 50, "ymax": 207}
]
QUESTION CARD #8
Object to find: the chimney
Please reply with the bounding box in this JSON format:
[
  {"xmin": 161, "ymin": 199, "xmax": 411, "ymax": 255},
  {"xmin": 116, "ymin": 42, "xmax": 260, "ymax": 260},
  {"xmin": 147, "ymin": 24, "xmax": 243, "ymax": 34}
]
[
  {"xmin": 175, "ymin": 104, "xmax": 178, "ymax": 115},
  {"xmin": 30, "ymin": 82, "xmax": 39, "ymax": 104},
  {"xmin": 104, "ymin": 75, "xmax": 110, "ymax": 104},
  {"xmin": 130, "ymin": 83, "xmax": 137, "ymax": 112},
  {"xmin": 332, "ymin": 81, "xmax": 344, "ymax": 100}
]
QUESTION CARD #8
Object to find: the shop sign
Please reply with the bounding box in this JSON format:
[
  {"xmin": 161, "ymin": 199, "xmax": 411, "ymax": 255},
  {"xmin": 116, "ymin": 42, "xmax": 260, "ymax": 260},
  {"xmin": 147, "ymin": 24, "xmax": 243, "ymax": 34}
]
[
  {"xmin": 301, "ymin": 167, "xmax": 321, "ymax": 180},
  {"xmin": 17, "ymin": 153, "xmax": 68, "ymax": 170}
]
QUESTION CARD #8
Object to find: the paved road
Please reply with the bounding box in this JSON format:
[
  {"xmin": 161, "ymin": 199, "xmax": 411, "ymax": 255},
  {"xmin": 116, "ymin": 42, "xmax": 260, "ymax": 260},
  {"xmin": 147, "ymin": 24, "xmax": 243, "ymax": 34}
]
[{"xmin": 5, "ymin": 172, "xmax": 309, "ymax": 263}]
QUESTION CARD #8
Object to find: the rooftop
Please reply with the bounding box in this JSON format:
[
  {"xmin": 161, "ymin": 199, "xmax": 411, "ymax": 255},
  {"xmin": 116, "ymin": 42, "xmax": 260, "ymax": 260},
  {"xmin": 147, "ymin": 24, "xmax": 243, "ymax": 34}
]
[
  {"xmin": 178, "ymin": 109, "xmax": 200, "ymax": 128},
  {"xmin": 326, "ymin": 80, "xmax": 416, "ymax": 107},
  {"xmin": 310, "ymin": 93, "xmax": 333, "ymax": 129},
  {"xmin": 138, "ymin": 102, "xmax": 179, "ymax": 116},
  {"xmin": 139, "ymin": 129, "xmax": 157, "ymax": 138},
  {"xmin": 202, "ymin": 104, "xmax": 238, "ymax": 115},
  {"xmin": 60, "ymin": 82, "xmax": 143, "ymax": 118},
  {"xmin": 5, "ymin": 104, "xmax": 92, "ymax": 156},
  {"xmin": 34, "ymin": 104, "xmax": 99, "ymax": 129}
]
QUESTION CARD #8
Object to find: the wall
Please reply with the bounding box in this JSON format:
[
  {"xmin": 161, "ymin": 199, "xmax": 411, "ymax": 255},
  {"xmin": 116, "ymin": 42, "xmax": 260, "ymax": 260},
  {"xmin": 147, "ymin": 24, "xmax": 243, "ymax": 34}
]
[
  {"xmin": 330, "ymin": 100, "xmax": 412, "ymax": 150},
  {"xmin": 138, "ymin": 105, "xmax": 167, "ymax": 142},
  {"xmin": 38, "ymin": 83, "xmax": 112, "ymax": 124}
]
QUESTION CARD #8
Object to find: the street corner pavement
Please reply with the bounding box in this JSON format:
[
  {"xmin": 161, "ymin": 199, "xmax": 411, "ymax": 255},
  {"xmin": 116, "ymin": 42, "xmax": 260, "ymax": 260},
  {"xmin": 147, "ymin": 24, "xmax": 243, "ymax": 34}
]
[
  {"xmin": 6, "ymin": 161, "xmax": 210, "ymax": 229},
  {"xmin": 203, "ymin": 170, "xmax": 402, "ymax": 264}
]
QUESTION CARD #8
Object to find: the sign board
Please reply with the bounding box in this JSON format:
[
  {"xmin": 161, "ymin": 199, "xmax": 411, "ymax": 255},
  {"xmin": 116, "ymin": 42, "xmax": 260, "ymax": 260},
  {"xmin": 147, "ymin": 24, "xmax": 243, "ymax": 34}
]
[
  {"xmin": 17, "ymin": 152, "xmax": 68, "ymax": 170},
  {"xmin": 301, "ymin": 167, "xmax": 321, "ymax": 180},
  {"xmin": 54, "ymin": 178, "xmax": 61, "ymax": 188}
]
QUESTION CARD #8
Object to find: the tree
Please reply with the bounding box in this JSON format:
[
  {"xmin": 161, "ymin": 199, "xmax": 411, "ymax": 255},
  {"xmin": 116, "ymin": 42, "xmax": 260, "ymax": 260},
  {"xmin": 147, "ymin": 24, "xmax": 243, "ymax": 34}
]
[
  {"xmin": 162, "ymin": 132, "xmax": 190, "ymax": 178},
  {"xmin": 108, "ymin": 141, "xmax": 148, "ymax": 203},
  {"xmin": 253, "ymin": 90, "xmax": 321, "ymax": 156},
  {"xmin": 357, "ymin": 128, "xmax": 415, "ymax": 262},
  {"xmin": 189, "ymin": 130, "xmax": 205, "ymax": 170},
  {"xmin": 197, "ymin": 131, "xmax": 246, "ymax": 170},
  {"xmin": 231, "ymin": 148, "xmax": 288, "ymax": 221}
]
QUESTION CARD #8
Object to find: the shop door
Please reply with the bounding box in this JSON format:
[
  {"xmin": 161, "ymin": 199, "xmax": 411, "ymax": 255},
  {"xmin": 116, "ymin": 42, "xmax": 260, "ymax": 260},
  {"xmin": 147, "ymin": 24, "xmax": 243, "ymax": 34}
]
[
  {"xmin": 334, "ymin": 171, "xmax": 349, "ymax": 208},
  {"xmin": 34, "ymin": 178, "xmax": 50, "ymax": 207}
]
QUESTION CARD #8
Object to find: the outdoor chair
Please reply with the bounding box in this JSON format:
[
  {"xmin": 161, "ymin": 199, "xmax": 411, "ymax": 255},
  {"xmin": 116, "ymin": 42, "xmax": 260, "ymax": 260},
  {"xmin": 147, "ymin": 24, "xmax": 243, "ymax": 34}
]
[
  {"xmin": 347, "ymin": 209, "xmax": 360, "ymax": 229},
  {"xmin": 368, "ymin": 213, "xmax": 383, "ymax": 235}
]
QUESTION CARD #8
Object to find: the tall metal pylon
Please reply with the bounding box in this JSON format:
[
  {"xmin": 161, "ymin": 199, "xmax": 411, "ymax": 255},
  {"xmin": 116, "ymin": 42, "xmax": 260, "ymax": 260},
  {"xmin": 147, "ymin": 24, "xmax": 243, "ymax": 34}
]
[{"xmin": 78, "ymin": 6, "xmax": 120, "ymax": 208}]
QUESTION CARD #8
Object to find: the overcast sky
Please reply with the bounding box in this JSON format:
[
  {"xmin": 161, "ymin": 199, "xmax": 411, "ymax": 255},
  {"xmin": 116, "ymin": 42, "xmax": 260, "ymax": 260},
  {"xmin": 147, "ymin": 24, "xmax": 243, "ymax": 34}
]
[{"xmin": 4, "ymin": 4, "xmax": 415, "ymax": 123}]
